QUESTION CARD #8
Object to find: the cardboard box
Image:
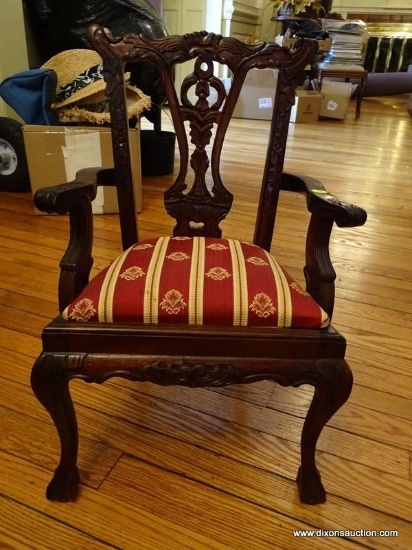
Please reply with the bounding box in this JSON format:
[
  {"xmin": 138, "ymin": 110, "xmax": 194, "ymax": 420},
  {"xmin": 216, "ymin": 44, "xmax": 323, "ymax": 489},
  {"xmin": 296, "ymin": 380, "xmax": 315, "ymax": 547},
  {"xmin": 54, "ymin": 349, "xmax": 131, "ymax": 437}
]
[
  {"xmin": 290, "ymin": 90, "xmax": 321, "ymax": 123},
  {"xmin": 23, "ymin": 125, "xmax": 142, "ymax": 214},
  {"xmin": 317, "ymin": 80, "xmax": 355, "ymax": 120},
  {"xmin": 207, "ymin": 77, "xmax": 231, "ymax": 108},
  {"xmin": 233, "ymin": 69, "xmax": 278, "ymax": 121},
  {"xmin": 275, "ymin": 36, "xmax": 332, "ymax": 53}
]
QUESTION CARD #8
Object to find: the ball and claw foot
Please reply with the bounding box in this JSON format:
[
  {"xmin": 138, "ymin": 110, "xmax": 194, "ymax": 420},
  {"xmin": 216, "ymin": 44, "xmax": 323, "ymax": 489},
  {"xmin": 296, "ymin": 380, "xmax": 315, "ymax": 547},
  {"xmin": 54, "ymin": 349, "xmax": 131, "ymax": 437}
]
[
  {"xmin": 46, "ymin": 465, "xmax": 81, "ymax": 502},
  {"xmin": 296, "ymin": 466, "xmax": 326, "ymax": 505}
]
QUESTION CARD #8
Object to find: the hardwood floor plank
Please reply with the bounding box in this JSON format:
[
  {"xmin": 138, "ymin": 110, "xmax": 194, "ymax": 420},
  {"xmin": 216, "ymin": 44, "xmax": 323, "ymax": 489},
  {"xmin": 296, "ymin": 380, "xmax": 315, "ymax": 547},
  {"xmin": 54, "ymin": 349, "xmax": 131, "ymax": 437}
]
[
  {"xmin": 0, "ymin": 304, "xmax": 51, "ymax": 337},
  {"xmin": 336, "ymin": 291, "xmax": 411, "ymax": 316},
  {"xmin": 96, "ymin": 426, "xmax": 411, "ymax": 549},
  {"xmin": 52, "ymin": 375, "xmax": 412, "ymax": 478},
  {"xmin": 333, "ymin": 328, "xmax": 412, "ymax": 362},
  {"xmin": 0, "ymin": 452, "xmax": 233, "ymax": 550},
  {"xmin": 317, "ymin": 453, "xmax": 412, "ymax": 523},
  {"xmin": 0, "ymin": 290, "xmax": 57, "ymax": 319},
  {"xmin": 347, "ymin": 346, "xmax": 412, "ymax": 384},
  {"xmin": 0, "ymin": 496, "xmax": 119, "ymax": 550},
  {"xmin": 0, "ymin": 327, "xmax": 41, "ymax": 358},
  {"xmin": 348, "ymin": 385, "xmax": 412, "ymax": 423},
  {"xmin": 0, "ymin": 265, "xmax": 58, "ymax": 305},
  {"xmin": 210, "ymin": 380, "xmax": 275, "ymax": 407},
  {"xmin": 100, "ymin": 455, "xmax": 361, "ymax": 549},
  {"xmin": 272, "ymin": 383, "xmax": 412, "ymax": 424},
  {"xmin": 335, "ymin": 301, "xmax": 411, "ymax": 332},
  {"xmin": 334, "ymin": 313, "xmax": 412, "ymax": 344},
  {"xmin": 267, "ymin": 386, "xmax": 412, "ymax": 450},
  {"xmin": 114, "ymin": 381, "xmax": 409, "ymax": 477},
  {"xmin": 0, "ymin": 405, "xmax": 121, "ymax": 489}
]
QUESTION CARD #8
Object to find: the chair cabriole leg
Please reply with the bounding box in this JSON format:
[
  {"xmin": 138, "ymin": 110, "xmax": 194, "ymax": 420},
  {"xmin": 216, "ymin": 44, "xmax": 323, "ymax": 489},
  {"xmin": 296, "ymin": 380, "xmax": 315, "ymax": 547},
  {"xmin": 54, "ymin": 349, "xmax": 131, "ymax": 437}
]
[
  {"xmin": 297, "ymin": 359, "xmax": 353, "ymax": 504},
  {"xmin": 31, "ymin": 353, "xmax": 80, "ymax": 502}
]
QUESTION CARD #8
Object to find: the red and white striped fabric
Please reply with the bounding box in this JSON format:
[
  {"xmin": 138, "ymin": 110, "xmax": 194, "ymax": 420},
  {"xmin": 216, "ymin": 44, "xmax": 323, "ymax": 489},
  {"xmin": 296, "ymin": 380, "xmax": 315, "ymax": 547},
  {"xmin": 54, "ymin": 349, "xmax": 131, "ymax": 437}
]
[{"xmin": 63, "ymin": 237, "xmax": 329, "ymax": 328}]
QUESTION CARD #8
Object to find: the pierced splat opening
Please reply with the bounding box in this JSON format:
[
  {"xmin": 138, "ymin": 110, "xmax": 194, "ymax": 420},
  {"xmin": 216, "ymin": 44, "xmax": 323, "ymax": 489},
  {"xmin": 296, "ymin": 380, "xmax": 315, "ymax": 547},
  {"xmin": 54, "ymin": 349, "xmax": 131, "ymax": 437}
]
[{"xmin": 189, "ymin": 221, "xmax": 205, "ymax": 230}]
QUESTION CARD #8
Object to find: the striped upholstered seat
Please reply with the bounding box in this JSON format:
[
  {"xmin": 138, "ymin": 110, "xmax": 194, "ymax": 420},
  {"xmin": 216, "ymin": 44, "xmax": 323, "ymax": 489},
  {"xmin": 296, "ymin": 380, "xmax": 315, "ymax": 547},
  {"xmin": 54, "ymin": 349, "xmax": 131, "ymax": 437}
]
[{"xmin": 63, "ymin": 237, "xmax": 329, "ymax": 328}]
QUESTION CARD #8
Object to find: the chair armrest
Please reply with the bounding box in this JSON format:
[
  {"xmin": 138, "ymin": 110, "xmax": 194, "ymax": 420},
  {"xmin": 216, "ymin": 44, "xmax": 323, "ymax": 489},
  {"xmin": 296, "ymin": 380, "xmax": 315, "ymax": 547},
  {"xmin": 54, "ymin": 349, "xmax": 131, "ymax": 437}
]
[
  {"xmin": 34, "ymin": 168, "xmax": 115, "ymax": 312},
  {"xmin": 281, "ymin": 171, "xmax": 367, "ymax": 321},
  {"xmin": 33, "ymin": 167, "xmax": 116, "ymax": 214},
  {"xmin": 281, "ymin": 172, "xmax": 367, "ymax": 227}
]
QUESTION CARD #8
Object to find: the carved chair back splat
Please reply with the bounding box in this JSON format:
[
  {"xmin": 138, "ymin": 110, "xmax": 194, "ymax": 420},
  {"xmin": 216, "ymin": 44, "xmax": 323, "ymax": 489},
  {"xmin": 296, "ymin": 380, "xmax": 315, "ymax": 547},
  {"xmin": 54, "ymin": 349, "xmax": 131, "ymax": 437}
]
[{"xmin": 31, "ymin": 26, "xmax": 367, "ymax": 505}]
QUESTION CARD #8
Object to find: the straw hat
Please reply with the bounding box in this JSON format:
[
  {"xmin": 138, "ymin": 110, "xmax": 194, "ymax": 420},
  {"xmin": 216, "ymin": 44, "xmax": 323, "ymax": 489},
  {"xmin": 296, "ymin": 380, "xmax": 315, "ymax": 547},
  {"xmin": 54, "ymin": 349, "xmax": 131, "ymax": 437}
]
[{"xmin": 42, "ymin": 49, "xmax": 151, "ymax": 125}]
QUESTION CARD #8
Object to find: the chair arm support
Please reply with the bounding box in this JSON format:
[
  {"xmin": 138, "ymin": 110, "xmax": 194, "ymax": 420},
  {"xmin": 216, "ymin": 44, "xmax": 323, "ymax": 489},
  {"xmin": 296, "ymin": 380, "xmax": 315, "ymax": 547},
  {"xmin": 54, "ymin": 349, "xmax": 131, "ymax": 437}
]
[
  {"xmin": 34, "ymin": 168, "xmax": 115, "ymax": 312},
  {"xmin": 281, "ymin": 172, "xmax": 367, "ymax": 320},
  {"xmin": 281, "ymin": 172, "xmax": 367, "ymax": 228}
]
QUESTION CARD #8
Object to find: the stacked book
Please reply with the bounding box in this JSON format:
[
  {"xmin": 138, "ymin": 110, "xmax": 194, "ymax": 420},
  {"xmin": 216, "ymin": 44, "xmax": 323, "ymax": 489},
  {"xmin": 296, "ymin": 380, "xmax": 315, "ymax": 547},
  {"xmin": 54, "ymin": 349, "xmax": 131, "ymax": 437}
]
[{"xmin": 319, "ymin": 19, "xmax": 368, "ymax": 68}]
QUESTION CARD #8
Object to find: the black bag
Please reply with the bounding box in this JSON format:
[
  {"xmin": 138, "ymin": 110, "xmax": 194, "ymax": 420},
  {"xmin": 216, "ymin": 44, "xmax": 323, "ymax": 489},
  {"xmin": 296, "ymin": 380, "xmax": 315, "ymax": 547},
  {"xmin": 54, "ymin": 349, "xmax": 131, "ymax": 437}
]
[{"xmin": 287, "ymin": 19, "xmax": 329, "ymax": 40}]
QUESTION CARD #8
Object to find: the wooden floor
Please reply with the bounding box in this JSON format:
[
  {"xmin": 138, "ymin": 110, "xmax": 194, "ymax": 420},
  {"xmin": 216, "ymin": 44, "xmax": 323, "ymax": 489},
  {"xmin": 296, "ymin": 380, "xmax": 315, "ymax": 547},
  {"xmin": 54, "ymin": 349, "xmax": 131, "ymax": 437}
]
[{"xmin": 0, "ymin": 95, "xmax": 411, "ymax": 549}]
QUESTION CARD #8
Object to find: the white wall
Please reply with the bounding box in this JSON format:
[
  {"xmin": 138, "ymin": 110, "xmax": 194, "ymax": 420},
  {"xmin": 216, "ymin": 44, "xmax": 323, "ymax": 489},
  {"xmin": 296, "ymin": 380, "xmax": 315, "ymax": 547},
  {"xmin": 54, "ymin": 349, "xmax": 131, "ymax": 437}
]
[
  {"xmin": 0, "ymin": 1, "xmax": 30, "ymax": 118},
  {"xmin": 225, "ymin": 0, "xmax": 261, "ymax": 42}
]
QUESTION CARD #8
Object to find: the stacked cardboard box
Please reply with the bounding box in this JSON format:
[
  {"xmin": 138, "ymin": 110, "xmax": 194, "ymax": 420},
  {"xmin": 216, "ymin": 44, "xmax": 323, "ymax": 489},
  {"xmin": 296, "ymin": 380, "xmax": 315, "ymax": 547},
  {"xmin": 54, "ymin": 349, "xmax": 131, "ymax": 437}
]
[
  {"xmin": 232, "ymin": 69, "xmax": 278, "ymax": 121},
  {"xmin": 312, "ymin": 80, "xmax": 356, "ymax": 120},
  {"xmin": 290, "ymin": 90, "xmax": 322, "ymax": 123},
  {"xmin": 23, "ymin": 125, "xmax": 142, "ymax": 215}
]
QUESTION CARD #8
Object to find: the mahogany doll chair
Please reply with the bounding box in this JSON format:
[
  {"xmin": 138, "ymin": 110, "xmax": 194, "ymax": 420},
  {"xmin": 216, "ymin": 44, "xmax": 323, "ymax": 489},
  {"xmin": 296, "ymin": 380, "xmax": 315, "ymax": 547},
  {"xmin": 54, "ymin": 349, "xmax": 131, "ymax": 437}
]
[{"xmin": 31, "ymin": 25, "xmax": 367, "ymax": 505}]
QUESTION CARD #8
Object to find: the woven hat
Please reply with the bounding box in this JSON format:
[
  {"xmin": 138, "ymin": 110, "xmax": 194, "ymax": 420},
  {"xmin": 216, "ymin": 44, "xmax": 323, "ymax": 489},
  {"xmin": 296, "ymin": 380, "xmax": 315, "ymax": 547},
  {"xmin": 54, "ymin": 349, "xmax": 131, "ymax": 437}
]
[{"xmin": 42, "ymin": 49, "xmax": 151, "ymax": 125}]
